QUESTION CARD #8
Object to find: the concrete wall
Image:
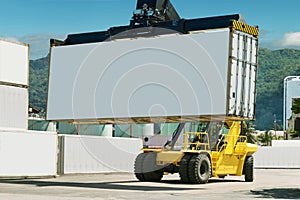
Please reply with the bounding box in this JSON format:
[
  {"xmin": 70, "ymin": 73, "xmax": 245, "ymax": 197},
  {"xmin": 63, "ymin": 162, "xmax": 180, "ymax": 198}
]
[
  {"xmin": 272, "ymin": 140, "xmax": 300, "ymax": 147},
  {"xmin": 254, "ymin": 140, "xmax": 300, "ymax": 169},
  {"xmin": 1, "ymin": 131, "xmax": 300, "ymax": 177},
  {"xmin": 0, "ymin": 130, "xmax": 57, "ymax": 177},
  {"xmin": 60, "ymin": 135, "xmax": 142, "ymax": 174}
]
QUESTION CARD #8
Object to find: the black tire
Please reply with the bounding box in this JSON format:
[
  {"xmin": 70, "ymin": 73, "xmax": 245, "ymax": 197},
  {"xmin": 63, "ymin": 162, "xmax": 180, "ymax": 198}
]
[
  {"xmin": 188, "ymin": 154, "xmax": 211, "ymax": 184},
  {"xmin": 142, "ymin": 152, "xmax": 163, "ymax": 182},
  {"xmin": 179, "ymin": 154, "xmax": 192, "ymax": 183},
  {"xmin": 244, "ymin": 156, "xmax": 254, "ymax": 182},
  {"xmin": 134, "ymin": 153, "xmax": 147, "ymax": 181}
]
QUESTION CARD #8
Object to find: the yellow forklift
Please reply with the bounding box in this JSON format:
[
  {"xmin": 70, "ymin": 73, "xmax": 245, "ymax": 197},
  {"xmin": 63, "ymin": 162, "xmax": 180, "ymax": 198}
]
[{"xmin": 134, "ymin": 121, "xmax": 258, "ymax": 184}]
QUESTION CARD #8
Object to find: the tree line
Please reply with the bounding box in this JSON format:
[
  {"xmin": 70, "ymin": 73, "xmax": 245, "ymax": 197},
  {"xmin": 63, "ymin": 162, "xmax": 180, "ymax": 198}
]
[{"xmin": 29, "ymin": 48, "xmax": 300, "ymax": 131}]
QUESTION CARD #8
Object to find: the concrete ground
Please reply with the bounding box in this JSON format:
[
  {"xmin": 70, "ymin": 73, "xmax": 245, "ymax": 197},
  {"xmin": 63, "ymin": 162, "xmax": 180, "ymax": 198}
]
[{"xmin": 0, "ymin": 169, "xmax": 299, "ymax": 200}]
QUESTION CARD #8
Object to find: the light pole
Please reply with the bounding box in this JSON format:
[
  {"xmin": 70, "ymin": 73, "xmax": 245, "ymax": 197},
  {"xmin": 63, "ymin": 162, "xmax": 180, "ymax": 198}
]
[{"xmin": 274, "ymin": 114, "xmax": 277, "ymax": 140}]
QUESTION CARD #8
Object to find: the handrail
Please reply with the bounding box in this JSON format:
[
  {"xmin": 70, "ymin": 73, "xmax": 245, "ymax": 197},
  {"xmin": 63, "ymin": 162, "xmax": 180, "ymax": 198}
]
[{"xmin": 184, "ymin": 132, "xmax": 210, "ymax": 150}]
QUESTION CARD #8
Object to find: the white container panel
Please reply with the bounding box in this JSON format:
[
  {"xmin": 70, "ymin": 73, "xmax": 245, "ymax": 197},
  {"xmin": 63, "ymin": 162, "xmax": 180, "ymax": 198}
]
[
  {"xmin": 229, "ymin": 60, "xmax": 237, "ymax": 115},
  {"xmin": 249, "ymin": 64, "xmax": 257, "ymax": 119},
  {"xmin": 63, "ymin": 135, "xmax": 142, "ymax": 173},
  {"xmin": 236, "ymin": 61, "xmax": 244, "ymax": 115},
  {"xmin": 232, "ymin": 34, "xmax": 238, "ymax": 58},
  {"xmin": 246, "ymin": 37, "xmax": 252, "ymax": 63},
  {"xmin": 0, "ymin": 85, "xmax": 28, "ymax": 130},
  {"xmin": 0, "ymin": 130, "xmax": 57, "ymax": 177},
  {"xmin": 47, "ymin": 28, "xmax": 258, "ymax": 121},
  {"xmin": 243, "ymin": 63, "xmax": 251, "ymax": 117},
  {"xmin": 238, "ymin": 34, "xmax": 244, "ymax": 60},
  {"xmin": 47, "ymin": 29, "xmax": 230, "ymax": 121},
  {"xmin": 0, "ymin": 40, "xmax": 29, "ymax": 86},
  {"xmin": 228, "ymin": 31, "xmax": 258, "ymax": 119},
  {"xmin": 252, "ymin": 40, "xmax": 258, "ymax": 64}
]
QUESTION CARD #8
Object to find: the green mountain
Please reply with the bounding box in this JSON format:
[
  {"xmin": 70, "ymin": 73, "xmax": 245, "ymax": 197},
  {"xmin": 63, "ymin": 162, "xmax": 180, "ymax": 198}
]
[
  {"xmin": 29, "ymin": 55, "xmax": 49, "ymax": 112},
  {"xmin": 29, "ymin": 49, "xmax": 300, "ymax": 130},
  {"xmin": 256, "ymin": 48, "xmax": 300, "ymax": 130}
]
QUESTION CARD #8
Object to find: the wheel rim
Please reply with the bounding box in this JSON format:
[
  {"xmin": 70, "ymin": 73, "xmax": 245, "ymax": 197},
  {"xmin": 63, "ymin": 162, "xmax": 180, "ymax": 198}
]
[{"xmin": 199, "ymin": 161, "xmax": 208, "ymax": 177}]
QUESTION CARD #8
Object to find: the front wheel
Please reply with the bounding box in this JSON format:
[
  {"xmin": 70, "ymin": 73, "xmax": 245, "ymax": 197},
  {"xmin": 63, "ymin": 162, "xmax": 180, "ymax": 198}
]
[{"xmin": 188, "ymin": 154, "xmax": 211, "ymax": 184}]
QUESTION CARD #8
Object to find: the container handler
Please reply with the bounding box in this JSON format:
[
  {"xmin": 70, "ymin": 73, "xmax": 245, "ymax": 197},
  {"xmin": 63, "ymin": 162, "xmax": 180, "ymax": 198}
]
[
  {"xmin": 48, "ymin": 0, "xmax": 259, "ymax": 184},
  {"xmin": 135, "ymin": 121, "xmax": 257, "ymax": 183}
]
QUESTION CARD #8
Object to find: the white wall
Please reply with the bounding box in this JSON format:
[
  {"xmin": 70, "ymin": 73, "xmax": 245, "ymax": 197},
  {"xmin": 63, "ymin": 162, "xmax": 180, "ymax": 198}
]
[
  {"xmin": 62, "ymin": 135, "xmax": 142, "ymax": 174},
  {"xmin": 0, "ymin": 130, "xmax": 57, "ymax": 177},
  {"xmin": 272, "ymin": 140, "xmax": 300, "ymax": 147},
  {"xmin": 254, "ymin": 140, "xmax": 300, "ymax": 169}
]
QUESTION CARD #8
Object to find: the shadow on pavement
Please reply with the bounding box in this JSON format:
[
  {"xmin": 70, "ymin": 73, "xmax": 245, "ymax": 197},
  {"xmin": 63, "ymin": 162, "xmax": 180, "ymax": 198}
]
[
  {"xmin": 251, "ymin": 188, "xmax": 300, "ymax": 199},
  {"xmin": 161, "ymin": 178, "xmax": 243, "ymax": 184},
  {"xmin": 0, "ymin": 179, "xmax": 202, "ymax": 192}
]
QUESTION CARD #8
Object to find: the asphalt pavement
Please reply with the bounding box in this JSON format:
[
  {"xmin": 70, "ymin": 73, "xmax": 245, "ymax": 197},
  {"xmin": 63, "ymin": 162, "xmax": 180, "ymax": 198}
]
[{"xmin": 0, "ymin": 169, "xmax": 299, "ymax": 200}]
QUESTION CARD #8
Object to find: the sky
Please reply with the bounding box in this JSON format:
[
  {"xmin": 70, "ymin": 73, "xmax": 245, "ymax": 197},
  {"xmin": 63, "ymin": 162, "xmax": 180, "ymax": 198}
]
[{"xmin": 1, "ymin": 0, "xmax": 300, "ymax": 59}]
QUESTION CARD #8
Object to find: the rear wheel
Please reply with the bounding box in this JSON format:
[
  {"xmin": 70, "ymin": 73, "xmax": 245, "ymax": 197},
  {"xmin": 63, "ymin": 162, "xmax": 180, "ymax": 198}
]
[
  {"xmin": 179, "ymin": 154, "xmax": 192, "ymax": 183},
  {"xmin": 188, "ymin": 154, "xmax": 211, "ymax": 184},
  {"xmin": 143, "ymin": 152, "xmax": 163, "ymax": 182},
  {"xmin": 134, "ymin": 152, "xmax": 163, "ymax": 182},
  {"xmin": 244, "ymin": 156, "xmax": 254, "ymax": 182},
  {"xmin": 134, "ymin": 153, "xmax": 147, "ymax": 181}
]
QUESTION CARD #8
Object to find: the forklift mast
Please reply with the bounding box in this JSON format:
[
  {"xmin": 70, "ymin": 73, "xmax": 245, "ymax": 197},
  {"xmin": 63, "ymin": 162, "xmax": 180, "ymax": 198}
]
[{"xmin": 50, "ymin": 0, "xmax": 247, "ymax": 46}]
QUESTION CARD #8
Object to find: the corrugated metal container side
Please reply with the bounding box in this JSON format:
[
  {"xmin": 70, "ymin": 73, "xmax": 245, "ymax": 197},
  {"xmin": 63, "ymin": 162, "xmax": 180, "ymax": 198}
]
[
  {"xmin": 228, "ymin": 30, "xmax": 258, "ymax": 119},
  {"xmin": 0, "ymin": 85, "xmax": 28, "ymax": 130},
  {"xmin": 0, "ymin": 39, "xmax": 29, "ymax": 86},
  {"xmin": 47, "ymin": 27, "xmax": 258, "ymax": 123}
]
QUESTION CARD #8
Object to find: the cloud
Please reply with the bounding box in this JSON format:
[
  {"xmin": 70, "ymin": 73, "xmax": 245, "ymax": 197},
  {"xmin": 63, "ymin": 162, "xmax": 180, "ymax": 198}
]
[
  {"xmin": 0, "ymin": 37, "xmax": 20, "ymax": 43},
  {"xmin": 17, "ymin": 34, "xmax": 66, "ymax": 60},
  {"xmin": 281, "ymin": 32, "xmax": 300, "ymax": 47},
  {"xmin": 261, "ymin": 32, "xmax": 300, "ymax": 50}
]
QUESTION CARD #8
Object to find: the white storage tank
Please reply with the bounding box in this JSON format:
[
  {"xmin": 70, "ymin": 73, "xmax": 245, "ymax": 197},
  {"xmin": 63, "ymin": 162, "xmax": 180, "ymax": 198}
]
[{"xmin": 283, "ymin": 76, "xmax": 300, "ymax": 130}]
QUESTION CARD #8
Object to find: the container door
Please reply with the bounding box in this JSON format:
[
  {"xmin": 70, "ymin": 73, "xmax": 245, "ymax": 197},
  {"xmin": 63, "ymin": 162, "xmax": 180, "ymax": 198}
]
[{"xmin": 228, "ymin": 31, "xmax": 258, "ymax": 119}]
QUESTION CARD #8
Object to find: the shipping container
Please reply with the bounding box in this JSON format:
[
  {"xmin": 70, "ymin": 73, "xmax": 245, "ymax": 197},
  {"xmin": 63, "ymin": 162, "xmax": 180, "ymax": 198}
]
[
  {"xmin": 0, "ymin": 39, "xmax": 29, "ymax": 86},
  {"xmin": 47, "ymin": 26, "xmax": 258, "ymax": 123},
  {"xmin": 0, "ymin": 130, "xmax": 57, "ymax": 177},
  {"xmin": 0, "ymin": 85, "xmax": 28, "ymax": 129}
]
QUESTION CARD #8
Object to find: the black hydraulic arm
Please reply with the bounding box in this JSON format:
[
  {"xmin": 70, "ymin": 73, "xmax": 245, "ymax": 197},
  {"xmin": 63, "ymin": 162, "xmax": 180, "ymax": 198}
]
[
  {"xmin": 135, "ymin": 0, "xmax": 180, "ymax": 21},
  {"xmin": 164, "ymin": 123, "xmax": 185, "ymax": 150},
  {"xmin": 50, "ymin": 0, "xmax": 248, "ymax": 46}
]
